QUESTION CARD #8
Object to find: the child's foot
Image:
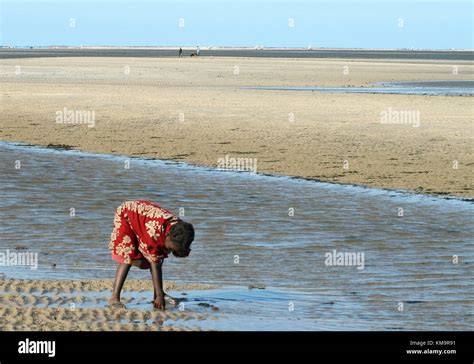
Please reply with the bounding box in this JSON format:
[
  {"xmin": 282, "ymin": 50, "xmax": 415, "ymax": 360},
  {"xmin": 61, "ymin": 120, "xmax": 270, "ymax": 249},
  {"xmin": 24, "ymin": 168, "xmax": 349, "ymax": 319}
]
[
  {"xmin": 150, "ymin": 295, "xmax": 179, "ymax": 306},
  {"xmin": 108, "ymin": 298, "xmax": 126, "ymax": 309}
]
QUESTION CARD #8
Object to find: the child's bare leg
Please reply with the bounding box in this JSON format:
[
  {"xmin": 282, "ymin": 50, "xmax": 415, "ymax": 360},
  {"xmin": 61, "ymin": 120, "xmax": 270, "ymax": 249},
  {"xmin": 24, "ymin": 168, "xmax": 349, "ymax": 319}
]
[
  {"xmin": 110, "ymin": 263, "xmax": 131, "ymax": 304},
  {"xmin": 150, "ymin": 266, "xmax": 157, "ymax": 300}
]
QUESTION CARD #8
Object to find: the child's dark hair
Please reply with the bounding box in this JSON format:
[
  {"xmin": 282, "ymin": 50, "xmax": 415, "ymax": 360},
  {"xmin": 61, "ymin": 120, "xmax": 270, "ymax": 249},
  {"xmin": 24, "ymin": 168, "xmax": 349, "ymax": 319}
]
[{"xmin": 169, "ymin": 220, "xmax": 194, "ymax": 257}]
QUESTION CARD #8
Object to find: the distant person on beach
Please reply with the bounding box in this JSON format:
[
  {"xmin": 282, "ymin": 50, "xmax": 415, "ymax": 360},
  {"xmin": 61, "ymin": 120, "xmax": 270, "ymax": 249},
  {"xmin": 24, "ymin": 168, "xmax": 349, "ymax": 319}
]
[
  {"xmin": 178, "ymin": 47, "xmax": 183, "ymax": 58},
  {"xmin": 108, "ymin": 200, "xmax": 194, "ymax": 310},
  {"xmin": 196, "ymin": 45, "xmax": 200, "ymax": 56}
]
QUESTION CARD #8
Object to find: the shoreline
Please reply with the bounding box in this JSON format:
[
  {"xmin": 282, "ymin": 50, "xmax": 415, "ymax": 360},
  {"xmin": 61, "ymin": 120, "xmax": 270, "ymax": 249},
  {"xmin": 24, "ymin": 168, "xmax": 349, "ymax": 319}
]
[{"xmin": 2, "ymin": 140, "xmax": 473, "ymax": 203}]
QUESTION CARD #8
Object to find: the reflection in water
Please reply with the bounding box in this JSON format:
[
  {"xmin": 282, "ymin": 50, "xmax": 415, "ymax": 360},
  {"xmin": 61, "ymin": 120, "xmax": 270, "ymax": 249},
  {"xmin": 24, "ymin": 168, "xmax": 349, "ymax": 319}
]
[{"xmin": 0, "ymin": 142, "xmax": 473, "ymax": 330}]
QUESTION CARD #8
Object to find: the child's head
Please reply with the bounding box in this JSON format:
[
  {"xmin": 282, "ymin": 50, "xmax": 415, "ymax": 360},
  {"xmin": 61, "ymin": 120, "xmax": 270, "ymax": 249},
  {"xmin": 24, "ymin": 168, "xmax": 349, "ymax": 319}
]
[{"xmin": 166, "ymin": 220, "xmax": 194, "ymax": 258}]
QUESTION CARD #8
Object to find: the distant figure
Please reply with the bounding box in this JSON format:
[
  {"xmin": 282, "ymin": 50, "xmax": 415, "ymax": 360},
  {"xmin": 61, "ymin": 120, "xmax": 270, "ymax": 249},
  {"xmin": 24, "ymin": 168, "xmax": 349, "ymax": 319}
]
[
  {"xmin": 196, "ymin": 45, "xmax": 200, "ymax": 56},
  {"xmin": 178, "ymin": 47, "xmax": 183, "ymax": 58}
]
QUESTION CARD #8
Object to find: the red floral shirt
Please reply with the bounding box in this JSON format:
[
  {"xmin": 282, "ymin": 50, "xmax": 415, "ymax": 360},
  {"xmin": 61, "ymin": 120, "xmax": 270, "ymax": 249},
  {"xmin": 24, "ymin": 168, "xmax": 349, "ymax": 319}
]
[{"xmin": 109, "ymin": 200, "xmax": 178, "ymax": 267}]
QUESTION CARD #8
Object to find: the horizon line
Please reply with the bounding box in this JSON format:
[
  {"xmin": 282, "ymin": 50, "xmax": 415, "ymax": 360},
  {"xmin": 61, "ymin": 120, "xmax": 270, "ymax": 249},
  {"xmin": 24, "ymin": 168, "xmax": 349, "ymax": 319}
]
[{"xmin": 2, "ymin": 45, "xmax": 474, "ymax": 52}]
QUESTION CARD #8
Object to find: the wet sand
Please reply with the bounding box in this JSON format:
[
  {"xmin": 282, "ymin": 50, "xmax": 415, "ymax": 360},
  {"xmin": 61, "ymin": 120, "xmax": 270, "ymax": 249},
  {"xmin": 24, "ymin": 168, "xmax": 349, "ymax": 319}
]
[
  {"xmin": 0, "ymin": 278, "xmax": 216, "ymax": 331},
  {"xmin": 0, "ymin": 56, "xmax": 473, "ymax": 197}
]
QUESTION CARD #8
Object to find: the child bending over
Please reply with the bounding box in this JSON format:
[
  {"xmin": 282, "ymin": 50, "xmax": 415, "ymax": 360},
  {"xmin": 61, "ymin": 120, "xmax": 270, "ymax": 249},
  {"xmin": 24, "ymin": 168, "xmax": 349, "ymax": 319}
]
[{"xmin": 108, "ymin": 200, "xmax": 194, "ymax": 310}]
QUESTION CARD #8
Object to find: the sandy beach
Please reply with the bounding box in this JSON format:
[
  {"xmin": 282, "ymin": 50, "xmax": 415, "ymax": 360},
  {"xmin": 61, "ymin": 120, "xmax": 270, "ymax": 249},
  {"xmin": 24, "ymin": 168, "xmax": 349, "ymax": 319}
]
[
  {"xmin": 0, "ymin": 278, "xmax": 217, "ymax": 331},
  {"xmin": 0, "ymin": 55, "xmax": 473, "ymax": 198}
]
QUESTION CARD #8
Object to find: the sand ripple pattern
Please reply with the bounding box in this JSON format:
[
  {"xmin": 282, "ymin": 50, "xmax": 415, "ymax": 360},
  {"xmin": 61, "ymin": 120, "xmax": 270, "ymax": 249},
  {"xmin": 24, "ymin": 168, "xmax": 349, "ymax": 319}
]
[
  {"xmin": 0, "ymin": 279, "xmax": 209, "ymax": 331},
  {"xmin": 0, "ymin": 278, "xmax": 216, "ymax": 293}
]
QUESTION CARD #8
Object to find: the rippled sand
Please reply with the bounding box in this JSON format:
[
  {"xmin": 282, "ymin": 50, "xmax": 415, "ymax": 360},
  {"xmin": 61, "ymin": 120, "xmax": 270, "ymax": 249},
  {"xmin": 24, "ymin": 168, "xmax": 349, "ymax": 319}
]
[{"xmin": 0, "ymin": 278, "xmax": 217, "ymax": 331}]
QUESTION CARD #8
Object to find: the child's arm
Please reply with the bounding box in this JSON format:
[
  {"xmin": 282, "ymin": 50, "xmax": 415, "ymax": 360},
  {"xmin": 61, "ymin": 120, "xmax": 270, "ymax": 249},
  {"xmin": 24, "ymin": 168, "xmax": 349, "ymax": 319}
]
[{"xmin": 150, "ymin": 258, "xmax": 166, "ymax": 309}]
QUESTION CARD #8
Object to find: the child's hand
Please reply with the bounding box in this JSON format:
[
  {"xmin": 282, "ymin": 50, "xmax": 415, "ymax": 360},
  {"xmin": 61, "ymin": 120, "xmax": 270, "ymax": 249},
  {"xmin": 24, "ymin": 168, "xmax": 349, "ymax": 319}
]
[{"xmin": 154, "ymin": 294, "xmax": 166, "ymax": 310}]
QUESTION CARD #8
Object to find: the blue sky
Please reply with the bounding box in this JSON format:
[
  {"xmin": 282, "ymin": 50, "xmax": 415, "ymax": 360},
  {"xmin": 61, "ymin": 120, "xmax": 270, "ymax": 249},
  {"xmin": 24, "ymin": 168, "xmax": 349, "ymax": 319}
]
[{"xmin": 1, "ymin": 0, "xmax": 472, "ymax": 49}]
